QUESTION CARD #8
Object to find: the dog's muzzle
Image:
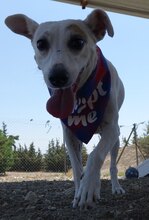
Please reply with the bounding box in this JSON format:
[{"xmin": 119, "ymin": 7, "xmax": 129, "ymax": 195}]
[
  {"xmin": 49, "ymin": 63, "xmax": 69, "ymax": 88},
  {"xmin": 46, "ymin": 65, "xmax": 84, "ymax": 119}
]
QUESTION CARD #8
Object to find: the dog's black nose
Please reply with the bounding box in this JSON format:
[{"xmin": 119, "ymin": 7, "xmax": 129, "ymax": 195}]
[{"xmin": 49, "ymin": 64, "xmax": 69, "ymax": 87}]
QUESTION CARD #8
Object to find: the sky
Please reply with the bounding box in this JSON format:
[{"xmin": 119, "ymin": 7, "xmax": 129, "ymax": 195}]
[{"xmin": 1, "ymin": 0, "xmax": 149, "ymax": 153}]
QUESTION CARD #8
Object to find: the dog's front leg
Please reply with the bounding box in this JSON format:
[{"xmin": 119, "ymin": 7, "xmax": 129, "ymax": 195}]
[
  {"xmin": 73, "ymin": 123, "xmax": 120, "ymax": 209},
  {"xmin": 62, "ymin": 123, "xmax": 83, "ymax": 199}
]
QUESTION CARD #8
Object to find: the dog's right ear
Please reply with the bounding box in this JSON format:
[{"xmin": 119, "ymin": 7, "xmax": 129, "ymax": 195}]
[{"xmin": 5, "ymin": 14, "xmax": 39, "ymax": 39}]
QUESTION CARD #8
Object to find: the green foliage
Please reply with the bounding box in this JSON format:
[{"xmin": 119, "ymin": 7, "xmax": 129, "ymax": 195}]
[
  {"xmin": 44, "ymin": 139, "xmax": 71, "ymax": 172},
  {"xmin": 11, "ymin": 143, "xmax": 43, "ymax": 171},
  {"xmin": 0, "ymin": 122, "xmax": 19, "ymax": 174}
]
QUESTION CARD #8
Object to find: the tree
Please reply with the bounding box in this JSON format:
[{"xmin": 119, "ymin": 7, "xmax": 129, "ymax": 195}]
[
  {"xmin": 44, "ymin": 139, "xmax": 88, "ymax": 172},
  {"xmin": 0, "ymin": 123, "xmax": 19, "ymax": 174},
  {"xmin": 26, "ymin": 143, "xmax": 43, "ymax": 171},
  {"xmin": 44, "ymin": 139, "xmax": 71, "ymax": 172}
]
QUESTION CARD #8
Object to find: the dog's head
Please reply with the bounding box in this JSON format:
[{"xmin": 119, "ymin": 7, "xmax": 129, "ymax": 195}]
[{"xmin": 5, "ymin": 9, "xmax": 114, "ymax": 118}]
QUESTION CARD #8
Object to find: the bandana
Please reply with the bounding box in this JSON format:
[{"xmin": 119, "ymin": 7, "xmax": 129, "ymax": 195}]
[{"xmin": 47, "ymin": 47, "xmax": 111, "ymax": 144}]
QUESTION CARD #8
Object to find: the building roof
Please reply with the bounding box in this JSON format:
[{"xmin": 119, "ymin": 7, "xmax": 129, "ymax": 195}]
[{"xmin": 54, "ymin": 0, "xmax": 149, "ymax": 18}]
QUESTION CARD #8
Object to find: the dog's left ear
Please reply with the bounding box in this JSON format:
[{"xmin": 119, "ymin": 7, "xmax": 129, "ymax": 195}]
[{"xmin": 84, "ymin": 9, "xmax": 114, "ymax": 41}]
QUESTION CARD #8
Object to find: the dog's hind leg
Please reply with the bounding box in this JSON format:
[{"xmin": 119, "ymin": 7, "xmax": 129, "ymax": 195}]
[
  {"xmin": 62, "ymin": 124, "xmax": 83, "ymax": 198},
  {"xmin": 110, "ymin": 138, "xmax": 125, "ymax": 194}
]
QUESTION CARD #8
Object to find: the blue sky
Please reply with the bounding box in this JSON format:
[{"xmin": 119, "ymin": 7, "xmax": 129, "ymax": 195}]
[{"xmin": 1, "ymin": 0, "xmax": 149, "ymax": 153}]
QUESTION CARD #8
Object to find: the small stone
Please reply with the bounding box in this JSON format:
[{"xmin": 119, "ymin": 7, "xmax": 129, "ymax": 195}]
[
  {"xmin": 16, "ymin": 207, "xmax": 24, "ymax": 214},
  {"xmin": 36, "ymin": 217, "xmax": 44, "ymax": 220},
  {"xmin": 24, "ymin": 191, "xmax": 38, "ymax": 204},
  {"xmin": 128, "ymin": 204, "xmax": 133, "ymax": 209},
  {"xmin": 48, "ymin": 206, "xmax": 56, "ymax": 211},
  {"xmin": 26, "ymin": 205, "xmax": 36, "ymax": 212},
  {"xmin": 2, "ymin": 202, "xmax": 8, "ymax": 207}
]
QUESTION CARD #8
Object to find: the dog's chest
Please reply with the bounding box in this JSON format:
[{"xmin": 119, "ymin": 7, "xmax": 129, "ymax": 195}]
[{"xmin": 62, "ymin": 47, "xmax": 111, "ymax": 144}]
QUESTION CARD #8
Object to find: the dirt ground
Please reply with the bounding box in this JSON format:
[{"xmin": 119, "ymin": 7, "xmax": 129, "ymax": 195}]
[{"xmin": 0, "ymin": 172, "xmax": 149, "ymax": 220}]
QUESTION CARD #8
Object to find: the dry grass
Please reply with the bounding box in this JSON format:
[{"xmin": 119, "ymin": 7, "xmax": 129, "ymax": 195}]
[
  {"xmin": 0, "ymin": 171, "xmax": 70, "ymax": 182},
  {"xmin": 102, "ymin": 145, "xmax": 144, "ymax": 178}
]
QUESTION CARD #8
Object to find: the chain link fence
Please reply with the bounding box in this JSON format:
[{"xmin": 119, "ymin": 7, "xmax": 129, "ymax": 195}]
[
  {"xmin": 2, "ymin": 122, "xmax": 149, "ymax": 177},
  {"xmin": 0, "ymin": 123, "xmax": 88, "ymax": 175},
  {"xmin": 0, "ymin": 142, "xmax": 70, "ymax": 174}
]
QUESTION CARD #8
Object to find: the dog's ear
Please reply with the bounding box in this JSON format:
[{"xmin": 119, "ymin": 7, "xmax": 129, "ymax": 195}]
[
  {"xmin": 5, "ymin": 14, "xmax": 39, "ymax": 39},
  {"xmin": 84, "ymin": 9, "xmax": 114, "ymax": 41}
]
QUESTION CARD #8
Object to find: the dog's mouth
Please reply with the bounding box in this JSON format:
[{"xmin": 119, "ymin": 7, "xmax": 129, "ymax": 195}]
[{"xmin": 46, "ymin": 68, "xmax": 84, "ymax": 119}]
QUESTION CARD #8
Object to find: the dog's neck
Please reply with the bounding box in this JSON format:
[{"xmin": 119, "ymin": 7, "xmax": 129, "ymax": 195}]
[{"xmin": 62, "ymin": 47, "xmax": 111, "ymax": 143}]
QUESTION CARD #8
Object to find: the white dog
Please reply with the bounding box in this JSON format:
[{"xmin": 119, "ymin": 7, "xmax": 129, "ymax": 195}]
[{"xmin": 5, "ymin": 9, "xmax": 125, "ymax": 209}]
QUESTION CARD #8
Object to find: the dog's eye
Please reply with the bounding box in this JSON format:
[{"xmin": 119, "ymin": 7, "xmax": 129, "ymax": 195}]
[
  {"xmin": 37, "ymin": 39, "xmax": 49, "ymax": 51},
  {"xmin": 68, "ymin": 37, "xmax": 85, "ymax": 51}
]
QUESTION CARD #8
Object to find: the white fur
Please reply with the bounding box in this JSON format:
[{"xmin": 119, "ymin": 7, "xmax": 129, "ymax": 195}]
[{"xmin": 5, "ymin": 9, "xmax": 125, "ymax": 209}]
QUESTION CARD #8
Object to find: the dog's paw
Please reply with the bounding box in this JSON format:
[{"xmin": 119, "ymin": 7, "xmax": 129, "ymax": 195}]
[
  {"xmin": 73, "ymin": 174, "xmax": 100, "ymax": 209},
  {"xmin": 112, "ymin": 183, "xmax": 125, "ymax": 194}
]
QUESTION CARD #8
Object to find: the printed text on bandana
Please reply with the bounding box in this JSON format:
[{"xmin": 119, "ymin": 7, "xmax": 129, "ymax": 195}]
[{"xmin": 68, "ymin": 81, "xmax": 107, "ymax": 127}]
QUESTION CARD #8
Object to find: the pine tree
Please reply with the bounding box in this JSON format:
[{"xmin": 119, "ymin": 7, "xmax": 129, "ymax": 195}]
[{"xmin": 44, "ymin": 139, "xmax": 71, "ymax": 172}]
